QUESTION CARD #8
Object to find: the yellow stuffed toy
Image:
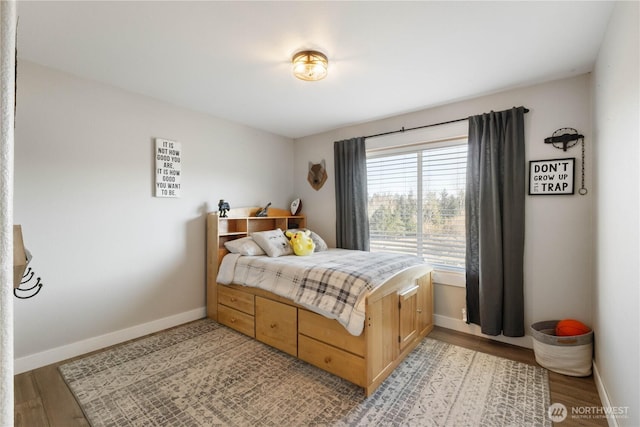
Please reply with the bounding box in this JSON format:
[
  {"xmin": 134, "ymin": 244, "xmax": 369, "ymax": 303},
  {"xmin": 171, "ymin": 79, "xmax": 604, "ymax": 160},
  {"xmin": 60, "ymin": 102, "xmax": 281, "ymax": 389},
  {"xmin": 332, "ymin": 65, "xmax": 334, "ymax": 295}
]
[{"xmin": 285, "ymin": 230, "xmax": 316, "ymax": 256}]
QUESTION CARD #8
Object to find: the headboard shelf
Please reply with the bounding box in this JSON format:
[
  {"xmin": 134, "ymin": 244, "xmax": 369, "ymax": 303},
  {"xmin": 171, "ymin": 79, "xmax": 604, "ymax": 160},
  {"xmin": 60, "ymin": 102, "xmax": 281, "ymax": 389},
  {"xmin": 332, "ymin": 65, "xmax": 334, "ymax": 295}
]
[{"xmin": 218, "ymin": 216, "xmax": 306, "ymax": 237}]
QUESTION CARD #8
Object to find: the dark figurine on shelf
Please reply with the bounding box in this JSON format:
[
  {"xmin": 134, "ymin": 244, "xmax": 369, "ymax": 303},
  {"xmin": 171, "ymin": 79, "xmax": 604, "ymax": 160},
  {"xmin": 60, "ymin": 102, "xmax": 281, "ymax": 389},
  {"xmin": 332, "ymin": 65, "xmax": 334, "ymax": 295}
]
[
  {"xmin": 255, "ymin": 202, "xmax": 271, "ymax": 217},
  {"xmin": 218, "ymin": 199, "xmax": 230, "ymax": 217}
]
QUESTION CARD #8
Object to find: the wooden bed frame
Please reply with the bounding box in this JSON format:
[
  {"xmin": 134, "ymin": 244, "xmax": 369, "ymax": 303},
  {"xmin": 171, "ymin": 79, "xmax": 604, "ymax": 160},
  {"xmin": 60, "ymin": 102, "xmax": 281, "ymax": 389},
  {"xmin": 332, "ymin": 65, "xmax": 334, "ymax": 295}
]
[{"xmin": 206, "ymin": 207, "xmax": 434, "ymax": 396}]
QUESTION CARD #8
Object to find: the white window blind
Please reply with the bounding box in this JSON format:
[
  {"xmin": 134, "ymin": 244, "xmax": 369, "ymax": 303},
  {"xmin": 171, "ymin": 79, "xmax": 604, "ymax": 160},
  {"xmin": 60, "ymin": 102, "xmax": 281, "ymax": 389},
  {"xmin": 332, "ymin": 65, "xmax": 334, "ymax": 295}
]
[{"xmin": 367, "ymin": 141, "xmax": 467, "ymax": 270}]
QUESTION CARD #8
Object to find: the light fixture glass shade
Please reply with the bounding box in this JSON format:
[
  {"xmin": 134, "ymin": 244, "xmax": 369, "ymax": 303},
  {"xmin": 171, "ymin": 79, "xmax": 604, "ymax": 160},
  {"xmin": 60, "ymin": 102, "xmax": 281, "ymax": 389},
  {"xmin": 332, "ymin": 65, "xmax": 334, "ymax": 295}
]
[{"xmin": 292, "ymin": 50, "xmax": 328, "ymax": 81}]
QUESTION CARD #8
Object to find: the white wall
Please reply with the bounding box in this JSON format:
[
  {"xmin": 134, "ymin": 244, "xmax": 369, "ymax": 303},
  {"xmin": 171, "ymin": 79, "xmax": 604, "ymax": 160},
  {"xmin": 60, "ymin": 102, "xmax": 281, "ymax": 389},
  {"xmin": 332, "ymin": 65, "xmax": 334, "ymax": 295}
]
[
  {"xmin": 13, "ymin": 61, "xmax": 294, "ymax": 372},
  {"xmin": 294, "ymin": 74, "xmax": 594, "ymax": 347},
  {"xmin": 592, "ymin": 2, "xmax": 639, "ymax": 425}
]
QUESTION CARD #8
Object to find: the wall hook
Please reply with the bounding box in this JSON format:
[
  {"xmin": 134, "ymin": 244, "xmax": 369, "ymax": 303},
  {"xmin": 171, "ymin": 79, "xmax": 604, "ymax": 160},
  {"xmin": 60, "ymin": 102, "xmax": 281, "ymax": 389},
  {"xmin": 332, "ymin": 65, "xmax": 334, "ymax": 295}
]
[
  {"xmin": 14, "ymin": 267, "xmax": 43, "ymax": 299},
  {"xmin": 544, "ymin": 127, "xmax": 588, "ymax": 195},
  {"xmin": 544, "ymin": 128, "xmax": 584, "ymax": 152}
]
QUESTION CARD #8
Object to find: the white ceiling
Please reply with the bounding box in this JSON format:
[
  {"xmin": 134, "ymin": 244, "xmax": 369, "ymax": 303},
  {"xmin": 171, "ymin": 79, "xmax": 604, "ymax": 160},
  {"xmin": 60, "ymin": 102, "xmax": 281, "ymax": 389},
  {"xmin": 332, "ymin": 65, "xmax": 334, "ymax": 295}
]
[{"xmin": 16, "ymin": 1, "xmax": 614, "ymax": 139}]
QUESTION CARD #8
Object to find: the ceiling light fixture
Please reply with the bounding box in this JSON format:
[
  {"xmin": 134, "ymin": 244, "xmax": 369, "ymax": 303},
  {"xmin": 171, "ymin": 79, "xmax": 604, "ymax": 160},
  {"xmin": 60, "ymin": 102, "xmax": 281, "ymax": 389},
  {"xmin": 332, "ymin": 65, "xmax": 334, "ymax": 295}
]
[{"xmin": 292, "ymin": 50, "xmax": 328, "ymax": 81}]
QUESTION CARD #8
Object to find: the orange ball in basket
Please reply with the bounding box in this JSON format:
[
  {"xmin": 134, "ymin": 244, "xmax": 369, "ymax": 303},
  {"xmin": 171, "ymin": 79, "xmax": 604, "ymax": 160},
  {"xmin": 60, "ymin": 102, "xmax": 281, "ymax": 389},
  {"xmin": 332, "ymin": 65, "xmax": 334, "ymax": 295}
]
[{"xmin": 555, "ymin": 319, "xmax": 591, "ymax": 336}]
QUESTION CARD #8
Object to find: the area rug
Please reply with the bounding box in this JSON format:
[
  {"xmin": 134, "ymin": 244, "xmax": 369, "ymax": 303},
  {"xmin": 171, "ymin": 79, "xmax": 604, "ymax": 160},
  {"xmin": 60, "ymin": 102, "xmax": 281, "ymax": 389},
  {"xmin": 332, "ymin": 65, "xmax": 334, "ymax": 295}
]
[{"xmin": 59, "ymin": 319, "xmax": 550, "ymax": 427}]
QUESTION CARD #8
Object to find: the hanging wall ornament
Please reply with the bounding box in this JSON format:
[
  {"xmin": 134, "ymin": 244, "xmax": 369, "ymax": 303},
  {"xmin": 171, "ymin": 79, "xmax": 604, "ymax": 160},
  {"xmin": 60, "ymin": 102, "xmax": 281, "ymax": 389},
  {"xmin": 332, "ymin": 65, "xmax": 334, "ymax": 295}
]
[
  {"xmin": 307, "ymin": 160, "xmax": 328, "ymax": 191},
  {"xmin": 544, "ymin": 128, "xmax": 588, "ymax": 195}
]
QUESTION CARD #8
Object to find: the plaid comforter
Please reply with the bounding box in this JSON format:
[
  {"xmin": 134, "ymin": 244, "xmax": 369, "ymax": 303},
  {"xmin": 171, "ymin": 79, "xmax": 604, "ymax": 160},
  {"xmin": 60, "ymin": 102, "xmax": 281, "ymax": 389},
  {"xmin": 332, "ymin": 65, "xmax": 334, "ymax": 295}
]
[{"xmin": 217, "ymin": 249, "xmax": 425, "ymax": 335}]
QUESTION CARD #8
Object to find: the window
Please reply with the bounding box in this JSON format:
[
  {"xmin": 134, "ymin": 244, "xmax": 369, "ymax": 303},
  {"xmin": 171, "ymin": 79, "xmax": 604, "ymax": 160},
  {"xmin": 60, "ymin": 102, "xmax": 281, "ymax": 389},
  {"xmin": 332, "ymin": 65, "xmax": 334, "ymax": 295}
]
[{"xmin": 367, "ymin": 139, "xmax": 467, "ymax": 271}]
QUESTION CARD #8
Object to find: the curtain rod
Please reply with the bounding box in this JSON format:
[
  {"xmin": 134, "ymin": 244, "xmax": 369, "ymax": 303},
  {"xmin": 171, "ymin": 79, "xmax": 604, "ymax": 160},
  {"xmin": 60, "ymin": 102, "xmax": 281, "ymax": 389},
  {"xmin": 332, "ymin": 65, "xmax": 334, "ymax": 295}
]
[{"xmin": 364, "ymin": 107, "xmax": 530, "ymax": 139}]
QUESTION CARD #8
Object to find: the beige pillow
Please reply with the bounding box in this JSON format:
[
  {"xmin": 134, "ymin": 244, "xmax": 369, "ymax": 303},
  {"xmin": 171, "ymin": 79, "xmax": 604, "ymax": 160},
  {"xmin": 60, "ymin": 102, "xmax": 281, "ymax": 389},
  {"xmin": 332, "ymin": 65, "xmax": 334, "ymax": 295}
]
[{"xmin": 224, "ymin": 236, "xmax": 265, "ymax": 256}]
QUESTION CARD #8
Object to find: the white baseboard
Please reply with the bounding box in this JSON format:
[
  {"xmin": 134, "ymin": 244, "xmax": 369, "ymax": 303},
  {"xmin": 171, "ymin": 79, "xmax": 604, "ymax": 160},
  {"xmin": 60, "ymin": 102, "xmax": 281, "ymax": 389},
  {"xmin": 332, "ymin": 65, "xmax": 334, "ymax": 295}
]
[
  {"xmin": 14, "ymin": 307, "xmax": 207, "ymax": 374},
  {"xmin": 433, "ymin": 314, "xmax": 533, "ymax": 349},
  {"xmin": 593, "ymin": 361, "xmax": 617, "ymax": 427}
]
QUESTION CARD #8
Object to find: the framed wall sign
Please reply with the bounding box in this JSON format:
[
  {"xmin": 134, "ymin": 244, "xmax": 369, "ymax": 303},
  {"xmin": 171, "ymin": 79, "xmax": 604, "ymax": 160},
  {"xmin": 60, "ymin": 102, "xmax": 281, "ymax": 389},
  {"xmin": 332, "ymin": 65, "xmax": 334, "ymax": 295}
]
[
  {"xmin": 529, "ymin": 158, "xmax": 575, "ymax": 195},
  {"xmin": 155, "ymin": 138, "xmax": 182, "ymax": 198}
]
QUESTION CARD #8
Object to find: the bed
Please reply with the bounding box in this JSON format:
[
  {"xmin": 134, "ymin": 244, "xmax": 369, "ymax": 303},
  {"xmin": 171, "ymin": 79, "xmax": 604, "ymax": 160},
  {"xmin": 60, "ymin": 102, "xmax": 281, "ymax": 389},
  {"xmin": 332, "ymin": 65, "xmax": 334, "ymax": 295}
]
[{"xmin": 206, "ymin": 207, "xmax": 433, "ymax": 396}]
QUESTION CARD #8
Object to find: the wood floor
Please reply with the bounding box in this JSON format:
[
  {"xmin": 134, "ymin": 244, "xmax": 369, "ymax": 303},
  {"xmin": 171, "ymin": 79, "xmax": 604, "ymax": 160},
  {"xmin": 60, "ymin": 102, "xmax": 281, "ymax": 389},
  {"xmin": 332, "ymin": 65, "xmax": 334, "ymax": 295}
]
[{"xmin": 14, "ymin": 324, "xmax": 607, "ymax": 427}]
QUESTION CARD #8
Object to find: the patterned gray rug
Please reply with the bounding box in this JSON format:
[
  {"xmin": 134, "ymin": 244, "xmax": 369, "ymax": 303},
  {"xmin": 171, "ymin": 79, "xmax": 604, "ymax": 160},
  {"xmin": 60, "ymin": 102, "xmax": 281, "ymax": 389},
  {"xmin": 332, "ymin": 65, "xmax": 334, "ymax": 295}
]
[{"xmin": 59, "ymin": 319, "xmax": 550, "ymax": 426}]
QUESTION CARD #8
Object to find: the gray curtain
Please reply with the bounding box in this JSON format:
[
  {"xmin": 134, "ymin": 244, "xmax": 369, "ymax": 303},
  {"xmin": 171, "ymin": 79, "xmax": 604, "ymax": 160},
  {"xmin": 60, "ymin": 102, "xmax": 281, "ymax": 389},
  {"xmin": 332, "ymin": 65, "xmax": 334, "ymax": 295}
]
[
  {"xmin": 465, "ymin": 107, "xmax": 526, "ymax": 337},
  {"xmin": 334, "ymin": 137, "xmax": 369, "ymax": 251}
]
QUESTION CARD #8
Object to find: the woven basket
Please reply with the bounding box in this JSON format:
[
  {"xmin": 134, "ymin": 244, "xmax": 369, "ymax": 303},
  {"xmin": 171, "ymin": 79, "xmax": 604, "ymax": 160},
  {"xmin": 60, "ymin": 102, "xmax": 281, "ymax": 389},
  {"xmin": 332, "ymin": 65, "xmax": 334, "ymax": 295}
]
[{"xmin": 530, "ymin": 320, "xmax": 593, "ymax": 377}]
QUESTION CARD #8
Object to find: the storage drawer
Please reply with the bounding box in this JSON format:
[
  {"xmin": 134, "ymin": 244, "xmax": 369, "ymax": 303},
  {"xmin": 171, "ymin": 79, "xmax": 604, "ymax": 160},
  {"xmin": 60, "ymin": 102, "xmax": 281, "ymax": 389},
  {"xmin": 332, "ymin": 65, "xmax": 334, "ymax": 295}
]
[
  {"xmin": 218, "ymin": 285, "xmax": 255, "ymax": 315},
  {"xmin": 298, "ymin": 309, "xmax": 365, "ymax": 357},
  {"xmin": 298, "ymin": 334, "xmax": 365, "ymax": 387},
  {"xmin": 255, "ymin": 296, "xmax": 297, "ymax": 357},
  {"xmin": 218, "ymin": 304, "xmax": 255, "ymax": 337}
]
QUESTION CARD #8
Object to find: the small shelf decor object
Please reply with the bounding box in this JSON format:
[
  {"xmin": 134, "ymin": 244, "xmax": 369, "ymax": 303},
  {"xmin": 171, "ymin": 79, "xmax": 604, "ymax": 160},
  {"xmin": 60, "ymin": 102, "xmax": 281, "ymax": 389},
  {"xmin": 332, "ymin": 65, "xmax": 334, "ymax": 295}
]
[
  {"xmin": 529, "ymin": 158, "xmax": 575, "ymax": 195},
  {"xmin": 154, "ymin": 138, "xmax": 182, "ymax": 198},
  {"xmin": 218, "ymin": 199, "xmax": 230, "ymax": 217},
  {"xmin": 290, "ymin": 198, "xmax": 302, "ymax": 215},
  {"xmin": 255, "ymin": 202, "xmax": 271, "ymax": 217}
]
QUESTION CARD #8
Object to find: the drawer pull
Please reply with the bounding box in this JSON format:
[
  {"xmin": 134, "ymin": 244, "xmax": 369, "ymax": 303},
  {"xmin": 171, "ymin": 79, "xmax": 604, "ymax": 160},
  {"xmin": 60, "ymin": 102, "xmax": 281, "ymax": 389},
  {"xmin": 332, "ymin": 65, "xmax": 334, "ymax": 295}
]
[
  {"xmin": 230, "ymin": 297, "xmax": 237, "ymax": 302},
  {"xmin": 417, "ymin": 308, "xmax": 423, "ymax": 313},
  {"xmin": 230, "ymin": 318, "xmax": 236, "ymax": 323},
  {"xmin": 270, "ymin": 323, "xmax": 277, "ymax": 329},
  {"xmin": 324, "ymin": 356, "xmax": 332, "ymax": 364}
]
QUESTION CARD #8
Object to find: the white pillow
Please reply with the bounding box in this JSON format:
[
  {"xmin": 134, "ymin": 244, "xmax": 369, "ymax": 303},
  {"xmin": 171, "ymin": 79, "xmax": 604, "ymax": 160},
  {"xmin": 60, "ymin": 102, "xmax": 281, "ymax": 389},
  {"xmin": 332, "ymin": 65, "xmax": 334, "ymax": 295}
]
[
  {"xmin": 224, "ymin": 236, "xmax": 265, "ymax": 256},
  {"xmin": 252, "ymin": 229, "xmax": 293, "ymax": 257},
  {"xmin": 287, "ymin": 228, "xmax": 328, "ymax": 252}
]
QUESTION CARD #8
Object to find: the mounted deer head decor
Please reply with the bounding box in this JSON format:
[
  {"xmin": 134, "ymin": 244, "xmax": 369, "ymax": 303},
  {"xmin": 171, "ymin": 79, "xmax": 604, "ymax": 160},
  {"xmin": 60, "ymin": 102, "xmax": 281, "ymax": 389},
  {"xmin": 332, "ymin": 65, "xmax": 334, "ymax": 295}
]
[{"xmin": 308, "ymin": 160, "xmax": 328, "ymax": 191}]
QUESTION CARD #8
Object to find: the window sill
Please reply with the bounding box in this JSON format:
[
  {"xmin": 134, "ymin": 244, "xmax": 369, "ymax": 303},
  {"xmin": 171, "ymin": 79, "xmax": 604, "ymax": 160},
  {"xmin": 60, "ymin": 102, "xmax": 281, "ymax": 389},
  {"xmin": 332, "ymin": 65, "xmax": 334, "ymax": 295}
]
[{"xmin": 432, "ymin": 269, "xmax": 465, "ymax": 288}]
